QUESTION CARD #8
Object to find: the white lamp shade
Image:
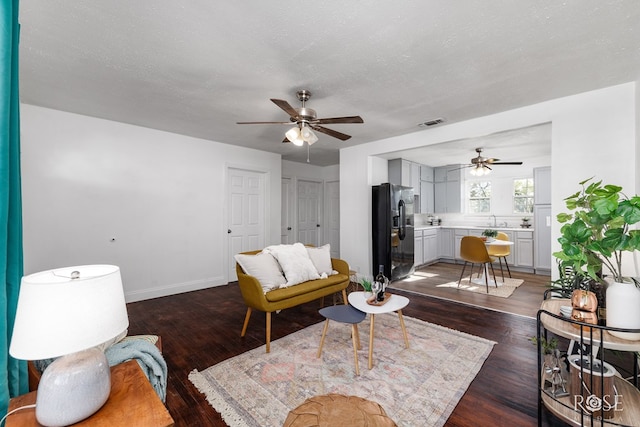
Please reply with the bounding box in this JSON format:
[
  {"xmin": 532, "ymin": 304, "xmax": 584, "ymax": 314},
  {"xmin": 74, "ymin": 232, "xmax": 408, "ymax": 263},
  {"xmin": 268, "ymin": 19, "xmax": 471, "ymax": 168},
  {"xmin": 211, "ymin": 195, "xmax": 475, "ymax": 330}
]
[
  {"xmin": 285, "ymin": 127, "xmax": 305, "ymax": 146},
  {"xmin": 470, "ymin": 165, "xmax": 490, "ymax": 176},
  {"xmin": 10, "ymin": 265, "xmax": 129, "ymax": 360},
  {"xmin": 301, "ymin": 127, "xmax": 318, "ymax": 145}
]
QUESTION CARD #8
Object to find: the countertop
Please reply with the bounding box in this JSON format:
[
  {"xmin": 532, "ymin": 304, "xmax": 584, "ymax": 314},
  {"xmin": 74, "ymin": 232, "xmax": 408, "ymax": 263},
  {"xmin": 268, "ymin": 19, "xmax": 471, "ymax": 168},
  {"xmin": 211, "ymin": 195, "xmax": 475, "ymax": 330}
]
[{"xmin": 414, "ymin": 225, "xmax": 534, "ymax": 232}]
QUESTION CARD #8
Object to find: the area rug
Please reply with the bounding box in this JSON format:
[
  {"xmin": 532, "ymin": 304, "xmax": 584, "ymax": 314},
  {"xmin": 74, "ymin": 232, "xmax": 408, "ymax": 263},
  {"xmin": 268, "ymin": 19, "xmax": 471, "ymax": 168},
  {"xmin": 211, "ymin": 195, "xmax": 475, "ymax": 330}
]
[
  {"xmin": 443, "ymin": 277, "xmax": 524, "ymax": 298},
  {"xmin": 189, "ymin": 314, "xmax": 495, "ymax": 427}
]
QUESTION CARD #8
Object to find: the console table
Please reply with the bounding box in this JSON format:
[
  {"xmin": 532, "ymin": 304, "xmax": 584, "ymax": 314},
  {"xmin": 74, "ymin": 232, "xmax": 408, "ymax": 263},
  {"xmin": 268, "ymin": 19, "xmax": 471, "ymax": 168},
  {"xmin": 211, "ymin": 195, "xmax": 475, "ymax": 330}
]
[{"xmin": 6, "ymin": 360, "xmax": 174, "ymax": 427}]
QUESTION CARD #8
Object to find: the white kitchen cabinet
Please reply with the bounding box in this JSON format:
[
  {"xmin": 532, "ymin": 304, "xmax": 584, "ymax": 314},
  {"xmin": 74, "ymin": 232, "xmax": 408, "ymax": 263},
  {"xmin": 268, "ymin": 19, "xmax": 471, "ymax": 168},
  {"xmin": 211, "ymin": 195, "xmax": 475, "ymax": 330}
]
[
  {"xmin": 414, "ymin": 229, "xmax": 423, "ymax": 266},
  {"xmin": 447, "ymin": 167, "xmax": 464, "ymax": 183},
  {"xmin": 438, "ymin": 228, "xmax": 455, "ymax": 260},
  {"xmin": 515, "ymin": 230, "xmax": 534, "ymax": 267},
  {"xmin": 451, "ymin": 227, "xmax": 532, "ymax": 272},
  {"xmin": 420, "ymin": 165, "xmax": 433, "ymax": 182},
  {"xmin": 534, "ymin": 167, "xmax": 551, "ymax": 205},
  {"xmin": 434, "ymin": 167, "xmax": 447, "ymax": 182},
  {"xmin": 388, "ymin": 158, "xmax": 421, "ymax": 188},
  {"xmin": 420, "ymin": 165, "xmax": 434, "ymax": 214},
  {"xmin": 420, "ymin": 181, "xmax": 434, "ymax": 214},
  {"xmin": 410, "ymin": 162, "xmax": 420, "ymax": 190},
  {"xmin": 533, "ymin": 166, "xmax": 552, "ymax": 274},
  {"xmin": 534, "ymin": 205, "xmax": 552, "ymax": 273},
  {"xmin": 445, "ymin": 180, "xmax": 461, "ymax": 213},
  {"xmin": 433, "ymin": 166, "xmax": 463, "ymax": 213},
  {"xmin": 434, "ymin": 182, "xmax": 446, "ymax": 213},
  {"xmin": 423, "ymin": 229, "xmax": 438, "ymax": 263},
  {"xmin": 434, "ymin": 181, "xmax": 462, "ymax": 213},
  {"xmin": 388, "ymin": 159, "xmax": 407, "ymax": 186},
  {"xmin": 498, "ymin": 230, "xmax": 515, "ymax": 267}
]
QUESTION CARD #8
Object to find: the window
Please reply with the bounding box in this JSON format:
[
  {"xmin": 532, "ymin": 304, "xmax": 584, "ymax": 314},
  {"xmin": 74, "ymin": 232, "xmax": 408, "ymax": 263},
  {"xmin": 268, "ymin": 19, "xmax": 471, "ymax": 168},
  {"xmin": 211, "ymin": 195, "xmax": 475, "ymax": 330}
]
[
  {"xmin": 513, "ymin": 178, "xmax": 534, "ymax": 213},
  {"xmin": 468, "ymin": 181, "xmax": 491, "ymax": 213}
]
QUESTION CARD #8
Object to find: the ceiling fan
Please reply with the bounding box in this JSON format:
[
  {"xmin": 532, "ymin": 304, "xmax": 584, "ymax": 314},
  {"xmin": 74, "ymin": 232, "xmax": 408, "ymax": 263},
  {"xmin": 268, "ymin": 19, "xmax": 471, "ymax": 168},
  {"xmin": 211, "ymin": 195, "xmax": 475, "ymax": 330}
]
[
  {"xmin": 236, "ymin": 90, "xmax": 364, "ymax": 145},
  {"xmin": 458, "ymin": 147, "xmax": 523, "ymax": 176}
]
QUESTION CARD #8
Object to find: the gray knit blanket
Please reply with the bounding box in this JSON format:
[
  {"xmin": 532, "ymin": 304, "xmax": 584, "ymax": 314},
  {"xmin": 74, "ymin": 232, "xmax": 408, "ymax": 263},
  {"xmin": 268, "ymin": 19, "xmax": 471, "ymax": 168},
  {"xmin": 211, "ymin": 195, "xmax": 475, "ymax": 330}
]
[{"xmin": 105, "ymin": 338, "xmax": 168, "ymax": 402}]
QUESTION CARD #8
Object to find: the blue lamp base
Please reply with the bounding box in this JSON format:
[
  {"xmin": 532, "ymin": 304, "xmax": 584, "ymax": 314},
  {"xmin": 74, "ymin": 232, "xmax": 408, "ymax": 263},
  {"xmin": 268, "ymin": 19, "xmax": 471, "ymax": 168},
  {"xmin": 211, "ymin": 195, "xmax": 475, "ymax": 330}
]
[{"xmin": 35, "ymin": 347, "xmax": 111, "ymax": 427}]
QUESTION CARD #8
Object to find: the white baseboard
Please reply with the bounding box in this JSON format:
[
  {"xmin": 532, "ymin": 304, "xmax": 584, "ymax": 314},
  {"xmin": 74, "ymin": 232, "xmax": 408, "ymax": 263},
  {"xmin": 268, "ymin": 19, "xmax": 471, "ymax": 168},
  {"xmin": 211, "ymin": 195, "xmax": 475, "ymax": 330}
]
[{"xmin": 124, "ymin": 275, "xmax": 227, "ymax": 303}]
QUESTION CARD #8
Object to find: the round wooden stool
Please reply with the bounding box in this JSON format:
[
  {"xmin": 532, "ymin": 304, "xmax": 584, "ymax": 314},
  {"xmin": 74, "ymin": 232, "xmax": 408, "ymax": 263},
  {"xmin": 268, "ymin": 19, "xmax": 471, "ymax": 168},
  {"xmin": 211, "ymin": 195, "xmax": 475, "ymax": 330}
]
[{"xmin": 283, "ymin": 394, "xmax": 397, "ymax": 427}]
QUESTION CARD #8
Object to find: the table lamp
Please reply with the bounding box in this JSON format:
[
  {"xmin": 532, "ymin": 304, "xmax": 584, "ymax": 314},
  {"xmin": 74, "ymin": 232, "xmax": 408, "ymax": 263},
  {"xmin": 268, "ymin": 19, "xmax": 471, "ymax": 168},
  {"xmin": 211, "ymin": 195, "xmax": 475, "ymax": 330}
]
[{"xmin": 9, "ymin": 265, "xmax": 129, "ymax": 426}]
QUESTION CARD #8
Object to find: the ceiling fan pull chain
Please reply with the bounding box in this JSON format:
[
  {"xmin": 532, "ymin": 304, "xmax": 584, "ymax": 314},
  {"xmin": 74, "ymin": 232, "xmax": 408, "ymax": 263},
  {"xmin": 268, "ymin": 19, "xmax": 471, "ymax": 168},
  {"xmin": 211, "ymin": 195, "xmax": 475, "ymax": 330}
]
[{"xmin": 307, "ymin": 143, "xmax": 310, "ymax": 163}]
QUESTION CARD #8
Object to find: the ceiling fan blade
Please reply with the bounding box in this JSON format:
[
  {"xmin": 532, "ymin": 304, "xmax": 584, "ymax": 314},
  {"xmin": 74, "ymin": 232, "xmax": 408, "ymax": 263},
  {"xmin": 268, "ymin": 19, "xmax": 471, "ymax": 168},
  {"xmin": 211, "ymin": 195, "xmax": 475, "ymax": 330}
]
[
  {"xmin": 270, "ymin": 98, "xmax": 299, "ymax": 119},
  {"xmin": 236, "ymin": 121, "xmax": 291, "ymax": 125},
  {"xmin": 448, "ymin": 164, "xmax": 475, "ymax": 171},
  {"xmin": 492, "ymin": 161, "xmax": 523, "ymax": 165},
  {"xmin": 311, "ymin": 125, "xmax": 351, "ymax": 141},
  {"xmin": 314, "ymin": 116, "xmax": 364, "ymax": 124}
]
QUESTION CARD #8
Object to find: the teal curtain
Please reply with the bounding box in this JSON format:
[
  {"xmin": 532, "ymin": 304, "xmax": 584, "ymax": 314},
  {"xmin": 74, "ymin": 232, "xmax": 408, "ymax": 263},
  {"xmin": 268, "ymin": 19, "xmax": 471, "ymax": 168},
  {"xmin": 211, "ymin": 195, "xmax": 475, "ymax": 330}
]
[{"xmin": 0, "ymin": 0, "xmax": 28, "ymax": 417}]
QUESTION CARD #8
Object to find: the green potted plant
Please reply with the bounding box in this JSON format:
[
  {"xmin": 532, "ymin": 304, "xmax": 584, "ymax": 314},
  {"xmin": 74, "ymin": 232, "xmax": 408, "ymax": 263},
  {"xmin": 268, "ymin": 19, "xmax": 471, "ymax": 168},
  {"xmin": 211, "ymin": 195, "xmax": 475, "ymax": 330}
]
[
  {"xmin": 530, "ymin": 335, "xmax": 558, "ymax": 356},
  {"xmin": 481, "ymin": 229, "xmax": 498, "ymax": 241},
  {"xmin": 359, "ymin": 277, "xmax": 373, "ymax": 296},
  {"xmin": 553, "ymin": 177, "xmax": 640, "ymax": 339}
]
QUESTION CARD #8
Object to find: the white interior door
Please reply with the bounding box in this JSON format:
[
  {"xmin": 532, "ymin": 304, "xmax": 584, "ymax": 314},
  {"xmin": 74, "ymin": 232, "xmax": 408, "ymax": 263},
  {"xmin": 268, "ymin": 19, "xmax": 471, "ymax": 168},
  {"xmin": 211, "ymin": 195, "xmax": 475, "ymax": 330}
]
[
  {"xmin": 281, "ymin": 177, "xmax": 294, "ymax": 244},
  {"xmin": 326, "ymin": 180, "xmax": 340, "ymax": 258},
  {"xmin": 227, "ymin": 168, "xmax": 265, "ymax": 281},
  {"xmin": 297, "ymin": 180, "xmax": 321, "ymax": 246}
]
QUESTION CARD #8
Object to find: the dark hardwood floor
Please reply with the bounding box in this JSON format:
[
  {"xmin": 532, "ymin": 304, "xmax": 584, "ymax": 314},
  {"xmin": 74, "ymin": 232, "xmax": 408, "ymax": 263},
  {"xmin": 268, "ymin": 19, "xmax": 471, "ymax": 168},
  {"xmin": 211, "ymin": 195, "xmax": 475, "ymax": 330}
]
[
  {"xmin": 126, "ymin": 264, "xmax": 569, "ymax": 426},
  {"xmin": 390, "ymin": 262, "xmax": 551, "ymax": 318}
]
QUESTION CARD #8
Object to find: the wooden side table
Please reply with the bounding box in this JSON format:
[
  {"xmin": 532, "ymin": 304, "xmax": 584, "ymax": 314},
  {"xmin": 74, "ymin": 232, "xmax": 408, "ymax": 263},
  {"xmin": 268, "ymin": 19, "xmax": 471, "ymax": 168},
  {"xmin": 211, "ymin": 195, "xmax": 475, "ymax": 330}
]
[{"xmin": 7, "ymin": 360, "xmax": 174, "ymax": 427}]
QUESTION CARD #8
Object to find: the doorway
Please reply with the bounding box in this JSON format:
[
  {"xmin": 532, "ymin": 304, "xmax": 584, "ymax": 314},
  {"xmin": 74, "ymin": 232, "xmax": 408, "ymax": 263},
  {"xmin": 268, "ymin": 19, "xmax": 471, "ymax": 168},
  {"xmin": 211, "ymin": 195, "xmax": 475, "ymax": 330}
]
[
  {"xmin": 281, "ymin": 177, "xmax": 294, "ymax": 244},
  {"xmin": 227, "ymin": 167, "xmax": 266, "ymax": 281},
  {"xmin": 297, "ymin": 179, "xmax": 322, "ymax": 246},
  {"xmin": 325, "ymin": 180, "xmax": 340, "ymax": 258}
]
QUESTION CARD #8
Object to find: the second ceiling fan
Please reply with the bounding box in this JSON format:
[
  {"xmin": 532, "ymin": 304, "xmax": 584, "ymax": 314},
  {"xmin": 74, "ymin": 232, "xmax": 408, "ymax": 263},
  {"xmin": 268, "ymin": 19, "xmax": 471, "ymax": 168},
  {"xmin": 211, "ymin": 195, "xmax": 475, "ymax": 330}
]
[
  {"xmin": 459, "ymin": 148, "xmax": 523, "ymax": 175},
  {"xmin": 236, "ymin": 89, "xmax": 364, "ymax": 145}
]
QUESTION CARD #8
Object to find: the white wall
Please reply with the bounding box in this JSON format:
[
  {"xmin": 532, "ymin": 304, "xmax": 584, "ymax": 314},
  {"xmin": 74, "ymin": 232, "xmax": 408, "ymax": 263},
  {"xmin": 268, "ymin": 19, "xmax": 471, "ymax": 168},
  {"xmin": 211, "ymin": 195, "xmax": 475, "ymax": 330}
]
[
  {"xmin": 21, "ymin": 104, "xmax": 282, "ymax": 302},
  {"xmin": 282, "ymin": 160, "xmax": 339, "ymax": 182},
  {"xmin": 340, "ymin": 82, "xmax": 638, "ymax": 278}
]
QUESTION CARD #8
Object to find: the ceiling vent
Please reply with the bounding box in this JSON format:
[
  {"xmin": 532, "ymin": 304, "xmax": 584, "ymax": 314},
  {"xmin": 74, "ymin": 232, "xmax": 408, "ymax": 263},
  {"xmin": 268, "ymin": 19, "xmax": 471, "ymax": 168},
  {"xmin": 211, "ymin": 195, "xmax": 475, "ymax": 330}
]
[{"xmin": 418, "ymin": 118, "xmax": 445, "ymax": 127}]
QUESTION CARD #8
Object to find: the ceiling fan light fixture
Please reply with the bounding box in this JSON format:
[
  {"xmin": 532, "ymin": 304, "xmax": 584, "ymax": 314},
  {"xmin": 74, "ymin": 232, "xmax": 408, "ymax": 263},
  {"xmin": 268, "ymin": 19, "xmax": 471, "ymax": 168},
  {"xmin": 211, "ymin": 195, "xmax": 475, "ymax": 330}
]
[
  {"xmin": 239, "ymin": 90, "xmax": 363, "ymax": 148},
  {"xmin": 285, "ymin": 127, "xmax": 304, "ymax": 146},
  {"xmin": 470, "ymin": 164, "xmax": 490, "ymax": 176},
  {"xmin": 301, "ymin": 126, "xmax": 318, "ymax": 145}
]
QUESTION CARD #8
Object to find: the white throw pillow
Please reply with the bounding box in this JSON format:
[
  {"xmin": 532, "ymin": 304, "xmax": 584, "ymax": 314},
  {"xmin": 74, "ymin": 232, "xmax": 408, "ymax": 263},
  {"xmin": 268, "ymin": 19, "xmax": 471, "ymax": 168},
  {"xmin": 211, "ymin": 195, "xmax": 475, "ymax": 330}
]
[
  {"xmin": 234, "ymin": 253, "xmax": 286, "ymax": 293},
  {"xmin": 263, "ymin": 243, "xmax": 321, "ymax": 286},
  {"xmin": 306, "ymin": 244, "xmax": 335, "ymax": 276}
]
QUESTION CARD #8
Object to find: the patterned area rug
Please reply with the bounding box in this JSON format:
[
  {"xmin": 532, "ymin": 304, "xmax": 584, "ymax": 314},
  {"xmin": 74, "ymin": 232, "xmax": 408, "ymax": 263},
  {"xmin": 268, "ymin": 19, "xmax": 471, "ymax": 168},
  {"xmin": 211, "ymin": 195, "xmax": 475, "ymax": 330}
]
[
  {"xmin": 444, "ymin": 277, "xmax": 524, "ymax": 298},
  {"xmin": 189, "ymin": 314, "xmax": 495, "ymax": 427}
]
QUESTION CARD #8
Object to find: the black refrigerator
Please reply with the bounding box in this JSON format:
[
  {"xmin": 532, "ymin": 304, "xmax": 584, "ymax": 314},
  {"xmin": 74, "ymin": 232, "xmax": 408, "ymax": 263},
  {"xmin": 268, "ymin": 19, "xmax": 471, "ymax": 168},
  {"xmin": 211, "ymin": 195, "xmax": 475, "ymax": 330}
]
[{"xmin": 372, "ymin": 183, "xmax": 415, "ymax": 282}]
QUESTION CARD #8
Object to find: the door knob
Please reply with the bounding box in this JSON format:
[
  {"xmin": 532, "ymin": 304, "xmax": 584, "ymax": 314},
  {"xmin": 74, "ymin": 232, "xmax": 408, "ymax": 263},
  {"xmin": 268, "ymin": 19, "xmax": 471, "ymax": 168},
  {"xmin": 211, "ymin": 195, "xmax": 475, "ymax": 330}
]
[
  {"xmin": 287, "ymin": 227, "xmax": 292, "ymax": 230},
  {"xmin": 227, "ymin": 229, "xmax": 231, "ymax": 234},
  {"xmin": 316, "ymin": 224, "xmax": 320, "ymax": 228}
]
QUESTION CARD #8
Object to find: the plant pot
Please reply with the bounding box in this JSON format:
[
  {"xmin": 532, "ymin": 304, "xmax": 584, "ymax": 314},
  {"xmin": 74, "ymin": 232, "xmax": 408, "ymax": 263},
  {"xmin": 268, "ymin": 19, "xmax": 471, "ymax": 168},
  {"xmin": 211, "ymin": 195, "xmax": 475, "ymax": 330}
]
[
  {"xmin": 605, "ymin": 280, "xmax": 640, "ymax": 340},
  {"xmin": 568, "ymin": 355, "xmax": 617, "ymax": 419}
]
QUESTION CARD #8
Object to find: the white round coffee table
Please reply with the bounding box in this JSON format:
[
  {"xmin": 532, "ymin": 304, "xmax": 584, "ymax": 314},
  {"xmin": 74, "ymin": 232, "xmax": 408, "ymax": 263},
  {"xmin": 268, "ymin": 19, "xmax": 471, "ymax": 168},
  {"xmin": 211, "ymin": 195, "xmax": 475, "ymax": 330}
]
[{"xmin": 348, "ymin": 291, "xmax": 410, "ymax": 369}]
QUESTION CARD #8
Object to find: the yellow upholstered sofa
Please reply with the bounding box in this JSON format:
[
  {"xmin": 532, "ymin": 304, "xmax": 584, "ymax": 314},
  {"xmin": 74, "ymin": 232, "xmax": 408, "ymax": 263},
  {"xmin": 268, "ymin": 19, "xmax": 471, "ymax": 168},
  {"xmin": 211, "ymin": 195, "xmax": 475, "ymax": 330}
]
[{"xmin": 236, "ymin": 248, "xmax": 350, "ymax": 352}]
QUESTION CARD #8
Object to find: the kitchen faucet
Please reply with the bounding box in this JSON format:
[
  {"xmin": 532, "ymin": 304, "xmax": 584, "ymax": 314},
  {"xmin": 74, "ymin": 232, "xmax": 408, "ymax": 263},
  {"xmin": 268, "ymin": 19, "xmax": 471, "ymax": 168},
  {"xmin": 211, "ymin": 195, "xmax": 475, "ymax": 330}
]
[{"xmin": 491, "ymin": 214, "xmax": 497, "ymax": 227}]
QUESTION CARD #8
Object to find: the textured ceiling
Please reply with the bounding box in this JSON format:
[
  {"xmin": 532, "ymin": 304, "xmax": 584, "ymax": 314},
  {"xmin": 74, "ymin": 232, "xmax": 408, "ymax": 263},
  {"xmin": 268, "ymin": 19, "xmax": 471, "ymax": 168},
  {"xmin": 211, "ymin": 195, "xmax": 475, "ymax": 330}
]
[
  {"xmin": 379, "ymin": 123, "xmax": 552, "ymax": 169},
  {"xmin": 18, "ymin": 1, "xmax": 640, "ymax": 166}
]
